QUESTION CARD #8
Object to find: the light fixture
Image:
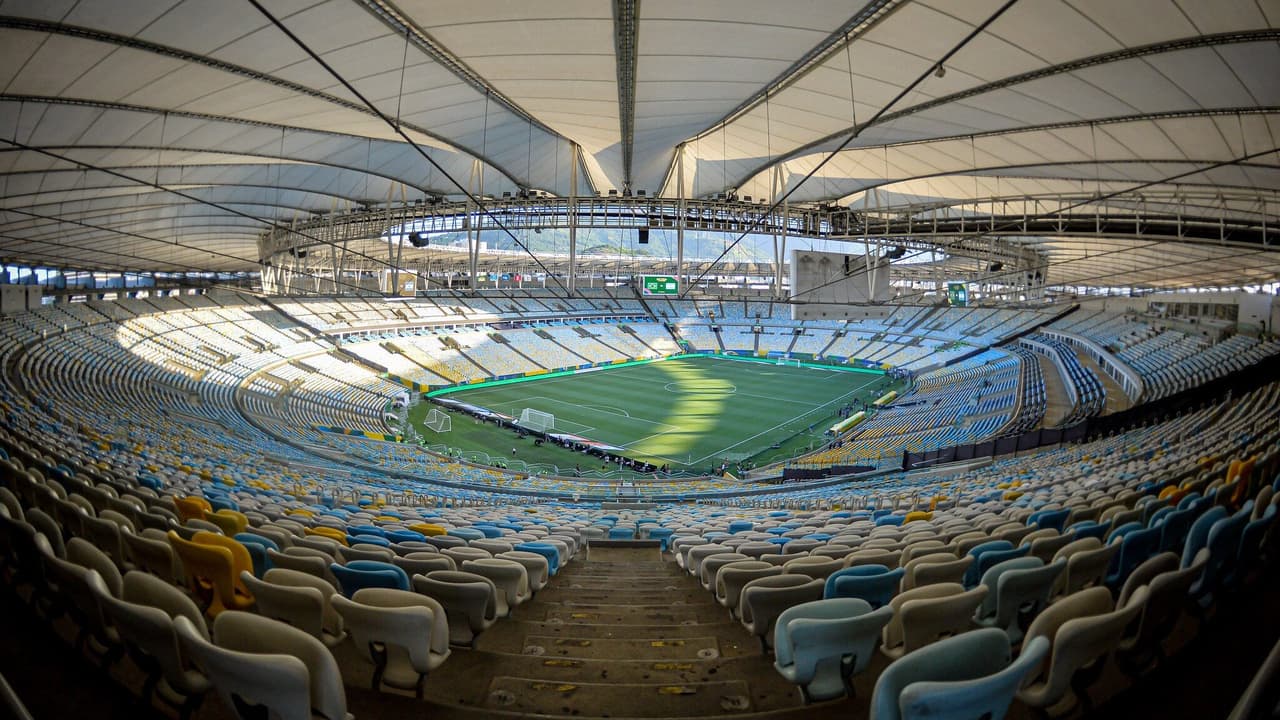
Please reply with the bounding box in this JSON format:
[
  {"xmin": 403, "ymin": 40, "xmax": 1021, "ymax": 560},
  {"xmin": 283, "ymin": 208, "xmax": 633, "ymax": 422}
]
[{"xmin": 934, "ymin": 64, "xmax": 946, "ymax": 78}]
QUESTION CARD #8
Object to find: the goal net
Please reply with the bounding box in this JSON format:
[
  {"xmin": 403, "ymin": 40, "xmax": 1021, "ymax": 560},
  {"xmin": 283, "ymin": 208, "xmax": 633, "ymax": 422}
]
[
  {"xmin": 776, "ymin": 357, "xmax": 801, "ymax": 367},
  {"xmin": 424, "ymin": 408, "xmax": 452, "ymax": 433},
  {"xmin": 519, "ymin": 408, "xmax": 555, "ymax": 432}
]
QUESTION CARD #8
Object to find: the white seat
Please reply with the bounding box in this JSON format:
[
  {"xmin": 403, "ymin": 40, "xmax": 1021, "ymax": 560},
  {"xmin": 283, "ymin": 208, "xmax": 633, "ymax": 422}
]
[
  {"xmin": 412, "ymin": 570, "xmax": 499, "ymax": 647},
  {"xmin": 176, "ymin": 611, "xmax": 351, "ymax": 720},
  {"xmin": 99, "ymin": 571, "xmax": 211, "ymax": 718},
  {"xmin": 497, "ymin": 550, "xmax": 550, "ymax": 593},
  {"xmin": 774, "ymin": 597, "xmax": 894, "ymax": 703},
  {"xmin": 740, "ymin": 574, "xmax": 826, "ymax": 651},
  {"xmin": 240, "ymin": 569, "xmax": 346, "ymax": 648},
  {"xmin": 461, "ymin": 557, "xmax": 531, "ymax": 616},
  {"xmin": 716, "ymin": 561, "xmax": 784, "ymax": 618},
  {"xmin": 330, "ymin": 587, "xmax": 451, "ymax": 697}
]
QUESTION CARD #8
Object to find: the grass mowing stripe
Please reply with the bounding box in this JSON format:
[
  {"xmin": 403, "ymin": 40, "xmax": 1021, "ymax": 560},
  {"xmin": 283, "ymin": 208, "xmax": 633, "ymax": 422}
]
[
  {"xmin": 418, "ymin": 355, "xmax": 895, "ymax": 470},
  {"xmin": 689, "ymin": 375, "xmax": 879, "ymax": 464}
]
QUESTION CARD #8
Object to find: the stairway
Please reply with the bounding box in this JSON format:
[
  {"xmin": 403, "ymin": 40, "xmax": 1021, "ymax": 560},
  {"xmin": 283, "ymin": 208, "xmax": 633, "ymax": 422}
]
[
  {"xmin": 492, "ymin": 333, "xmax": 549, "ymax": 370},
  {"xmin": 535, "ymin": 328, "xmax": 594, "ymax": 365},
  {"xmin": 421, "ymin": 546, "xmax": 807, "ymax": 718}
]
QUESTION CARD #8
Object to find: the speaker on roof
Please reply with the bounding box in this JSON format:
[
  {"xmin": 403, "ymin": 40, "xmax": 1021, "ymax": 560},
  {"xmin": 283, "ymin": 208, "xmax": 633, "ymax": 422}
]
[
  {"xmin": 410, "ymin": 232, "xmax": 430, "ymax": 248},
  {"xmin": 638, "ymin": 228, "xmax": 649, "ymax": 244},
  {"xmin": 988, "ymin": 261, "xmax": 1004, "ymax": 272}
]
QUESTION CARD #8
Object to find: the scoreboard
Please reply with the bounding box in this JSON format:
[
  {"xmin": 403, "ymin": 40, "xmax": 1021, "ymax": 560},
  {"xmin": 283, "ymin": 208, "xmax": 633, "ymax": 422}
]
[
  {"xmin": 946, "ymin": 281, "xmax": 968, "ymax": 307},
  {"xmin": 641, "ymin": 275, "xmax": 679, "ymax": 295}
]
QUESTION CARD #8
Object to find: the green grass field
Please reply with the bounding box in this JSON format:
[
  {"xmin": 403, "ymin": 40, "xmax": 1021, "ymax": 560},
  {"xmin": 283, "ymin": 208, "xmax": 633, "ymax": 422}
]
[{"xmin": 409, "ymin": 355, "xmax": 895, "ymax": 473}]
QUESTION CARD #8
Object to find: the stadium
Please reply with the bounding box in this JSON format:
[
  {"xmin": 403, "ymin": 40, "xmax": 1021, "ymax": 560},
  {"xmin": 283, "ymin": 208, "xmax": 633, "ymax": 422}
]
[{"xmin": 0, "ymin": 1, "xmax": 1278, "ymax": 719}]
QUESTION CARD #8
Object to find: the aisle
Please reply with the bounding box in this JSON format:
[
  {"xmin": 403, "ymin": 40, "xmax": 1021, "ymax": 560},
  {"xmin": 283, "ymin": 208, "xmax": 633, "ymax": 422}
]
[{"xmin": 425, "ymin": 545, "xmax": 809, "ymax": 718}]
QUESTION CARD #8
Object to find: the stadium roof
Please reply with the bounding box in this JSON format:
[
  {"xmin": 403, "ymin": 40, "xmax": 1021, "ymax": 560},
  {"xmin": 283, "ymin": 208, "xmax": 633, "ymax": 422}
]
[{"xmin": 0, "ymin": 0, "xmax": 1277, "ymax": 287}]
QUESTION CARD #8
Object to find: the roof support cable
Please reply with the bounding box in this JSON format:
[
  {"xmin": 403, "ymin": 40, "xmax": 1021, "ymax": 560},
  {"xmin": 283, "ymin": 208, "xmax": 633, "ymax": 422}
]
[
  {"xmin": 0, "ymin": 138, "xmax": 411, "ymax": 293},
  {"xmin": 244, "ymin": 0, "xmax": 572, "ymax": 298},
  {"xmin": 680, "ymin": 0, "xmax": 1023, "ymax": 297}
]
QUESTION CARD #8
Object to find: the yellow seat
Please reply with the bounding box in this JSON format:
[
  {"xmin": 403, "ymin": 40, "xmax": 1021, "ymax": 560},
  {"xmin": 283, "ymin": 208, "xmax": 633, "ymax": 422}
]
[
  {"xmin": 904, "ymin": 510, "xmax": 933, "ymax": 524},
  {"xmin": 168, "ymin": 531, "xmax": 255, "ymax": 617},
  {"xmin": 305, "ymin": 526, "xmax": 349, "ymax": 546},
  {"xmin": 287, "ymin": 508, "xmax": 315, "ymax": 518},
  {"xmin": 173, "ymin": 495, "xmax": 212, "ymax": 523},
  {"xmin": 205, "ymin": 509, "xmax": 249, "ymax": 536},
  {"xmin": 410, "ymin": 523, "xmax": 447, "ymax": 537}
]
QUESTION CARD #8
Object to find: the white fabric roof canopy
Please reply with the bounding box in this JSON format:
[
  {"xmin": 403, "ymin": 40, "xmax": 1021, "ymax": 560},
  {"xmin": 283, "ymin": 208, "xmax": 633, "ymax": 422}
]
[{"xmin": 0, "ymin": 0, "xmax": 1275, "ymax": 286}]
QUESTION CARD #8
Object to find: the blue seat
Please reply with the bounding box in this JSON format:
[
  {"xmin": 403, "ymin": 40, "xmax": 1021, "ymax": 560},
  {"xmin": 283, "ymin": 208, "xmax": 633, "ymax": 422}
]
[
  {"xmin": 968, "ymin": 546, "xmax": 1030, "ymax": 589},
  {"xmin": 1105, "ymin": 526, "xmax": 1162, "ymax": 589},
  {"xmin": 384, "ymin": 529, "xmax": 426, "ymax": 544},
  {"xmin": 648, "ymin": 527, "xmax": 676, "ymax": 552},
  {"xmin": 448, "ymin": 527, "xmax": 485, "ymax": 542},
  {"xmin": 825, "ymin": 565, "xmax": 904, "ymax": 609},
  {"xmin": 1069, "ymin": 521, "xmax": 1110, "ymax": 542},
  {"xmin": 1140, "ymin": 499, "xmax": 1171, "ymax": 526},
  {"xmin": 1181, "ymin": 506, "xmax": 1229, "ymax": 568},
  {"xmin": 1190, "ymin": 504, "xmax": 1252, "ymax": 609},
  {"xmin": 206, "ymin": 496, "xmax": 238, "ymax": 513},
  {"xmin": 728, "ymin": 520, "xmax": 754, "ymax": 534},
  {"xmin": 1106, "ymin": 521, "xmax": 1144, "ymax": 545},
  {"xmin": 348, "ymin": 524, "xmax": 386, "ymax": 538},
  {"xmin": 234, "ymin": 532, "xmax": 279, "ymax": 578},
  {"xmin": 876, "ymin": 515, "xmax": 905, "ymax": 527},
  {"xmin": 1028, "ymin": 508, "xmax": 1070, "ymax": 532},
  {"xmin": 963, "ymin": 541, "xmax": 1014, "ymax": 588},
  {"xmin": 472, "ymin": 525, "xmax": 504, "ymax": 539},
  {"xmin": 773, "ymin": 598, "xmax": 894, "ymax": 703},
  {"xmin": 1153, "ymin": 507, "xmax": 1196, "ymax": 553},
  {"xmin": 329, "ymin": 560, "xmax": 410, "ymax": 597},
  {"xmin": 515, "ymin": 542, "xmax": 560, "ymax": 576},
  {"xmin": 1230, "ymin": 503, "xmax": 1277, "ymax": 589},
  {"xmin": 608, "ymin": 527, "xmax": 636, "ymax": 540},
  {"xmin": 347, "ymin": 534, "xmax": 391, "ymax": 548},
  {"xmin": 871, "ymin": 627, "xmax": 1050, "ymax": 720}
]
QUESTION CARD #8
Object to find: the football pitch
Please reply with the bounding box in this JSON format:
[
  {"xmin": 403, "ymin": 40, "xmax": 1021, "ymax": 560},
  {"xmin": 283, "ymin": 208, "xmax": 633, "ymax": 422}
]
[{"xmin": 416, "ymin": 355, "xmax": 892, "ymax": 471}]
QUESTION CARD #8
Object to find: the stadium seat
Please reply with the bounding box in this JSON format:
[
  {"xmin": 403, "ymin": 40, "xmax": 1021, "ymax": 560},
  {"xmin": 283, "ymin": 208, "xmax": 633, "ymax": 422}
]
[
  {"xmin": 885, "ymin": 584, "xmax": 987, "ymax": 660},
  {"xmin": 773, "ymin": 598, "xmax": 893, "ymax": 702},
  {"xmin": 513, "ymin": 542, "xmax": 560, "ymax": 576},
  {"xmin": 175, "ymin": 611, "xmax": 349, "ymax": 720},
  {"xmin": 460, "ymin": 558, "xmax": 530, "ymax": 616},
  {"xmin": 412, "ymin": 570, "xmax": 499, "ymax": 647},
  {"xmin": 329, "ymin": 561, "xmax": 411, "ymax": 597},
  {"xmin": 1017, "ymin": 586, "xmax": 1148, "ymax": 713},
  {"xmin": 825, "ymin": 565, "xmax": 904, "ymax": 608},
  {"xmin": 330, "ymin": 588, "xmax": 451, "ymax": 697},
  {"xmin": 238, "ymin": 569, "xmax": 346, "ymax": 648},
  {"xmin": 167, "ymin": 531, "xmax": 253, "ymax": 617},
  {"xmin": 99, "ymin": 572, "xmax": 211, "ymax": 718},
  {"xmin": 974, "ymin": 557, "xmax": 1064, "ymax": 644},
  {"xmin": 740, "ymin": 575, "xmax": 825, "ymax": 651},
  {"xmin": 871, "ymin": 628, "xmax": 1049, "ymax": 720}
]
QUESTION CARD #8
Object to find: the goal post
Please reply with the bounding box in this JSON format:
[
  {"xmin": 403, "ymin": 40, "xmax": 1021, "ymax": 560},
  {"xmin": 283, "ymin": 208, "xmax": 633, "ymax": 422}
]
[
  {"xmin": 424, "ymin": 408, "xmax": 451, "ymax": 433},
  {"xmin": 519, "ymin": 408, "xmax": 555, "ymax": 432}
]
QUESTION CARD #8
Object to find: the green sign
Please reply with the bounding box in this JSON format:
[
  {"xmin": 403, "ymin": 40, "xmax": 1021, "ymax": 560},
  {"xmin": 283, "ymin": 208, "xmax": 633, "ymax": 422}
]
[
  {"xmin": 641, "ymin": 275, "xmax": 679, "ymax": 296},
  {"xmin": 947, "ymin": 281, "xmax": 968, "ymax": 307}
]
